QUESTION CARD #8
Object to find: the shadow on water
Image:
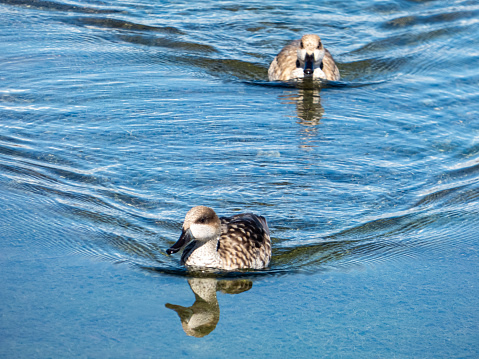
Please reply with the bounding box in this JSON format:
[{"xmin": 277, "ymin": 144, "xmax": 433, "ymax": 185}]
[
  {"xmin": 165, "ymin": 278, "xmax": 252, "ymax": 338},
  {"xmin": 0, "ymin": 0, "xmax": 123, "ymax": 14}
]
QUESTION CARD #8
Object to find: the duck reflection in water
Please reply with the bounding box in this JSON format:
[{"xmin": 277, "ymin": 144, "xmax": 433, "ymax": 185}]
[
  {"xmin": 165, "ymin": 278, "xmax": 253, "ymax": 337},
  {"xmin": 279, "ymin": 86, "xmax": 325, "ymax": 148},
  {"xmin": 281, "ymin": 87, "xmax": 324, "ymax": 125}
]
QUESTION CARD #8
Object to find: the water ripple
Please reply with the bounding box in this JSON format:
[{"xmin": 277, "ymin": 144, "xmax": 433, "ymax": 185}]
[
  {"xmin": 4, "ymin": 127, "xmax": 477, "ymax": 277},
  {"xmin": 1, "ymin": 0, "xmax": 478, "ymax": 280},
  {"xmin": 1, "ymin": 0, "xmax": 123, "ymax": 14}
]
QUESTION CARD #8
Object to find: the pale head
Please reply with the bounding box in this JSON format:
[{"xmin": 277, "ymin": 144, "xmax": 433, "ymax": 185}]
[
  {"xmin": 297, "ymin": 34, "xmax": 326, "ymax": 75},
  {"xmin": 183, "ymin": 206, "xmax": 221, "ymax": 241},
  {"xmin": 166, "ymin": 206, "xmax": 221, "ymax": 255}
]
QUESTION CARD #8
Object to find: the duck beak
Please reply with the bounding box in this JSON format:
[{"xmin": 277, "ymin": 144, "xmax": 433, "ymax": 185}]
[
  {"xmin": 304, "ymin": 53, "xmax": 314, "ymax": 75},
  {"xmin": 166, "ymin": 228, "xmax": 193, "ymax": 255}
]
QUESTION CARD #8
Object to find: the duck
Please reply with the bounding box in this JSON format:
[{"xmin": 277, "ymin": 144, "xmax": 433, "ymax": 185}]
[
  {"xmin": 166, "ymin": 206, "xmax": 271, "ymax": 270},
  {"xmin": 165, "ymin": 278, "xmax": 252, "ymax": 337},
  {"xmin": 268, "ymin": 34, "xmax": 340, "ymax": 81}
]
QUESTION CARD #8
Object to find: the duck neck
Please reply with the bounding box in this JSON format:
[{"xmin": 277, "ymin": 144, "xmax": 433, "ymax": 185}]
[{"xmin": 182, "ymin": 237, "xmax": 221, "ymax": 268}]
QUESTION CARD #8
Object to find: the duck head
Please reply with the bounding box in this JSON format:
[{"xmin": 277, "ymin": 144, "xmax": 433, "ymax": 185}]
[{"xmin": 167, "ymin": 206, "xmax": 221, "ymax": 255}]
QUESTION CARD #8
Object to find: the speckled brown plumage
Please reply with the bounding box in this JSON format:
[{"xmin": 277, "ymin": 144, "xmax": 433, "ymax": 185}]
[
  {"xmin": 216, "ymin": 213, "xmax": 271, "ymax": 270},
  {"xmin": 166, "ymin": 206, "xmax": 271, "ymax": 271}
]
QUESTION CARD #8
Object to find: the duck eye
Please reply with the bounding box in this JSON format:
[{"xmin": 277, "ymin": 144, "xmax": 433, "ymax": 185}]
[
  {"xmin": 198, "ymin": 216, "xmax": 207, "ymax": 224},
  {"xmin": 300, "ymin": 41, "xmax": 304, "ymax": 48},
  {"xmin": 317, "ymin": 42, "xmax": 322, "ymax": 49}
]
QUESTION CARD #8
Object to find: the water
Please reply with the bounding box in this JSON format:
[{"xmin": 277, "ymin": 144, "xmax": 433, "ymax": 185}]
[{"xmin": 1, "ymin": 0, "xmax": 478, "ymax": 357}]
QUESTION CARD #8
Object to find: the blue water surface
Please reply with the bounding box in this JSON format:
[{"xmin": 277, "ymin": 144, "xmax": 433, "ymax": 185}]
[{"xmin": 1, "ymin": 0, "xmax": 478, "ymax": 357}]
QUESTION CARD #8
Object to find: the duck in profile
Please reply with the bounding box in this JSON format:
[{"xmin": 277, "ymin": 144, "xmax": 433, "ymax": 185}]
[
  {"xmin": 165, "ymin": 277, "xmax": 253, "ymax": 337},
  {"xmin": 268, "ymin": 34, "xmax": 340, "ymax": 81},
  {"xmin": 166, "ymin": 206, "xmax": 271, "ymax": 270}
]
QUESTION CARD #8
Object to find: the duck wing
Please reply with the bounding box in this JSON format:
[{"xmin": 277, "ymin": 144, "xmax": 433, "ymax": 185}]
[
  {"xmin": 268, "ymin": 39, "xmax": 301, "ymax": 81},
  {"xmin": 217, "ymin": 213, "xmax": 271, "ymax": 269},
  {"xmin": 322, "ymin": 48, "xmax": 340, "ymax": 81}
]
